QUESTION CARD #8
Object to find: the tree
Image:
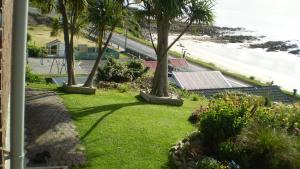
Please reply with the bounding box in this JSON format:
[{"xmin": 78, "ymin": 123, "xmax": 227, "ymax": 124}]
[
  {"xmin": 141, "ymin": 0, "xmax": 214, "ymax": 97},
  {"xmin": 82, "ymin": 0, "xmax": 126, "ymax": 87},
  {"xmin": 31, "ymin": 0, "xmax": 86, "ymax": 86}
]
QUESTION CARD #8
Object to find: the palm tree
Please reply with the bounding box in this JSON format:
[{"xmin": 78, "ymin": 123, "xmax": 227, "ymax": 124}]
[
  {"xmin": 141, "ymin": 0, "xmax": 214, "ymax": 97},
  {"xmin": 82, "ymin": 0, "xmax": 126, "ymax": 87},
  {"xmin": 32, "ymin": 0, "xmax": 86, "ymax": 85}
]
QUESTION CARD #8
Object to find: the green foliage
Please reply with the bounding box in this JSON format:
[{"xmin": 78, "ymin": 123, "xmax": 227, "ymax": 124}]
[
  {"xmin": 27, "ymin": 44, "xmax": 46, "ymax": 58},
  {"xmin": 190, "ymin": 93, "xmax": 201, "ymax": 101},
  {"xmin": 26, "ymin": 66, "xmax": 42, "ymax": 83},
  {"xmin": 199, "ymin": 93, "xmax": 265, "ymax": 154},
  {"xmin": 95, "ymin": 58, "xmax": 148, "ymax": 84},
  {"xmin": 96, "ymin": 58, "xmax": 130, "ymax": 83},
  {"xmin": 126, "ymin": 59, "xmax": 149, "ymax": 81},
  {"xmin": 253, "ymin": 103, "xmax": 300, "ymax": 135},
  {"xmin": 117, "ymin": 84, "xmax": 129, "ymax": 93},
  {"xmin": 237, "ymin": 123, "xmax": 300, "ymax": 169},
  {"xmin": 197, "ymin": 157, "xmax": 221, "ymax": 169},
  {"xmin": 87, "ymin": 0, "xmax": 125, "ymax": 33},
  {"xmin": 27, "ymin": 33, "xmax": 32, "ymax": 42},
  {"xmin": 217, "ymin": 141, "xmax": 241, "ymax": 162}
]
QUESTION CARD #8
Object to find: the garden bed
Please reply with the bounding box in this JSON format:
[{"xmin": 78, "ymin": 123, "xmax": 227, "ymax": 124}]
[{"xmin": 140, "ymin": 90, "xmax": 184, "ymax": 106}]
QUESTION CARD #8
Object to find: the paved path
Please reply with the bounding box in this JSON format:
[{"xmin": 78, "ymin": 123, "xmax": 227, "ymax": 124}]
[{"xmin": 25, "ymin": 89, "xmax": 86, "ymax": 167}]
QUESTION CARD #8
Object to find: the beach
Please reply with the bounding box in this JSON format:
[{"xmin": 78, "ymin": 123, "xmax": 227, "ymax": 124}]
[{"xmin": 168, "ymin": 34, "xmax": 300, "ymax": 92}]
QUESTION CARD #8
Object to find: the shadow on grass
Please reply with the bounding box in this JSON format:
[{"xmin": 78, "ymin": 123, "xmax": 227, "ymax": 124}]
[{"xmin": 69, "ymin": 99, "xmax": 147, "ymax": 141}]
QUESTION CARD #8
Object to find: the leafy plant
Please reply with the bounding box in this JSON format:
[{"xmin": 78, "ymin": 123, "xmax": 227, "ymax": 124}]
[
  {"xmin": 27, "ymin": 44, "xmax": 46, "ymax": 58},
  {"xmin": 26, "ymin": 66, "xmax": 42, "ymax": 83},
  {"xmin": 197, "ymin": 157, "xmax": 221, "ymax": 169},
  {"xmin": 95, "ymin": 58, "xmax": 148, "ymax": 84},
  {"xmin": 199, "ymin": 93, "xmax": 265, "ymax": 154},
  {"xmin": 237, "ymin": 123, "xmax": 300, "ymax": 169},
  {"xmin": 118, "ymin": 84, "xmax": 129, "ymax": 93},
  {"xmin": 126, "ymin": 59, "xmax": 149, "ymax": 81}
]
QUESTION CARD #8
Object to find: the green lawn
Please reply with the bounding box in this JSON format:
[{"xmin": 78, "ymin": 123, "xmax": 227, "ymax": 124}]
[{"xmin": 59, "ymin": 90, "xmax": 204, "ymax": 169}]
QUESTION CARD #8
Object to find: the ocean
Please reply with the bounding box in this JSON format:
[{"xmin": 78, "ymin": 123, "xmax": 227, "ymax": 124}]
[{"xmin": 214, "ymin": 0, "xmax": 300, "ymax": 41}]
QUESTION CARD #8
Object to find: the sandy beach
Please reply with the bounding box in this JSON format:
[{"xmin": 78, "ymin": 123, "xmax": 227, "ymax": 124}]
[{"xmin": 168, "ymin": 34, "xmax": 300, "ymax": 92}]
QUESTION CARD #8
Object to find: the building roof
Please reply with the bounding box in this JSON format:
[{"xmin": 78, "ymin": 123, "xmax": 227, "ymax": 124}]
[
  {"xmin": 172, "ymin": 71, "xmax": 232, "ymax": 90},
  {"xmin": 46, "ymin": 39, "xmax": 63, "ymax": 47},
  {"xmin": 191, "ymin": 86, "xmax": 295, "ymax": 103},
  {"xmin": 144, "ymin": 59, "xmax": 189, "ymax": 72},
  {"xmin": 143, "ymin": 61, "xmax": 157, "ymax": 71},
  {"xmin": 169, "ymin": 58, "xmax": 189, "ymax": 69}
]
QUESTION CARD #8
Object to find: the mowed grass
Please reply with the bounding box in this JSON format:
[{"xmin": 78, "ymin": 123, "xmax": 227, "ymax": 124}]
[{"xmin": 60, "ymin": 90, "xmax": 204, "ymax": 169}]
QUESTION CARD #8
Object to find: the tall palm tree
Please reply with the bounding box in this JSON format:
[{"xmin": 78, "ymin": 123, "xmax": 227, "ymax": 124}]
[
  {"xmin": 141, "ymin": 0, "xmax": 214, "ymax": 97},
  {"xmin": 82, "ymin": 0, "xmax": 126, "ymax": 87},
  {"xmin": 32, "ymin": 0, "xmax": 87, "ymax": 85}
]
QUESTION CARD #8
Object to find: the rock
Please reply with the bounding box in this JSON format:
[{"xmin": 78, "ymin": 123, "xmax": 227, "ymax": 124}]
[
  {"xmin": 221, "ymin": 35, "xmax": 260, "ymax": 43},
  {"xmin": 289, "ymin": 49, "xmax": 300, "ymax": 55},
  {"xmin": 250, "ymin": 41, "xmax": 298, "ymax": 52}
]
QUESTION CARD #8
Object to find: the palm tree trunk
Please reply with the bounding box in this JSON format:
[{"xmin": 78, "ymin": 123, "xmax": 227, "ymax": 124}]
[
  {"xmin": 83, "ymin": 30, "xmax": 114, "ymax": 87},
  {"xmin": 69, "ymin": 31, "xmax": 76, "ymax": 85},
  {"xmin": 151, "ymin": 16, "xmax": 170, "ymax": 97},
  {"xmin": 59, "ymin": 0, "xmax": 75, "ymax": 86}
]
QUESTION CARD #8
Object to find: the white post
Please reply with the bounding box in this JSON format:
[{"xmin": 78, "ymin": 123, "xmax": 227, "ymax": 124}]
[{"xmin": 11, "ymin": 0, "xmax": 29, "ymax": 169}]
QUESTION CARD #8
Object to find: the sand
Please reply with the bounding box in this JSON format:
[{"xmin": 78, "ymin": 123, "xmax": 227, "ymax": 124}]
[{"xmin": 167, "ymin": 34, "xmax": 300, "ymax": 92}]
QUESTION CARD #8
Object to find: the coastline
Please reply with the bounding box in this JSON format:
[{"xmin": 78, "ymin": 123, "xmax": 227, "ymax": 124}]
[{"xmin": 168, "ymin": 34, "xmax": 300, "ymax": 92}]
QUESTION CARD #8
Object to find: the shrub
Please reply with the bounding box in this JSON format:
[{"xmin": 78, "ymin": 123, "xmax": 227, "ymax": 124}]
[
  {"xmin": 189, "ymin": 105, "xmax": 209, "ymax": 124},
  {"xmin": 27, "ymin": 44, "xmax": 46, "ymax": 58},
  {"xmin": 236, "ymin": 123, "xmax": 300, "ymax": 169},
  {"xmin": 190, "ymin": 93, "xmax": 201, "ymax": 101},
  {"xmin": 27, "ymin": 33, "xmax": 32, "ymax": 42},
  {"xmin": 118, "ymin": 84, "xmax": 129, "ymax": 93},
  {"xmin": 199, "ymin": 93, "xmax": 265, "ymax": 154},
  {"xmin": 126, "ymin": 59, "xmax": 148, "ymax": 81},
  {"xmin": 96, "ymin": 58, "xmax": 130, "ymax": 83},
  {"xmin": 95, "ymin": 58, "xmax": 148, "ymax": 84},
  {"xmin": 253, "ymin": 103, "xmax": 300, "ymax": 135},
  {"xmin": 26, "ymin": 66, "xmax": 42, "ymax": 83},
  {"xmin": 217, "ymin": 141, "xmax": 241, "ymax": 162},
  {"xmin": 197, "ymin": 157, "xmax": 221, "ymax": 169}
]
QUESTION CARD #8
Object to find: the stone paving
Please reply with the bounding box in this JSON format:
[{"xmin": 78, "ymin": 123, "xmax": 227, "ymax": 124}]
[{"xmin": 25, "ymin": 89, "xmax": 86, "ymax": 167}]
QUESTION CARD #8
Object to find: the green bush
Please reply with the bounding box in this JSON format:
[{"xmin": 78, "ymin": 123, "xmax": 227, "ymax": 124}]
[
  {"xmin": 95, "ymin": 58, "xmax": 148, "ymax": 84},
  {"xmin": 118, "ymin": 84, "xmax": 129, "ymax": 93},
  {"xmin": 96, "ymin": 58, "xmax": 130, "ymax": 83},
  {"xmin": 26, "ymin": 66, "xmax": 42, "ymax": 83},
  {"xmin": 126, "ymin": 59, "xmax": 148, "ymax": 81},
  {"xmin": 217, "ymin": 141, "xmax": 241, "ymax": 162},
  {"xmin": 27, "ymin": 44, "xmax": 46, "ymax": 58},
  {"xmin": 199, "ymin": 93, "xmax": 265, "ymax": 154},
  {"xmin": 237, "ymin": 123, "xmax": 300, "ymax": 169},
  {"xmin": 253, "ymin": 103, "xmax": 300, "ymax": 135},
  {"xmin": 180, "ymin": 93, "xmax": 300, "ymax": 169},
  {"xmin": 190, "ymin": 93, "xmax": 201, "ymax": 101},
  {"xmin": 197, "ymin": 157, "xmax": 221, "ymax": 169},
  {"xmin": 27, "ymin": 33, "xmax": 32, "ymax": 42}
]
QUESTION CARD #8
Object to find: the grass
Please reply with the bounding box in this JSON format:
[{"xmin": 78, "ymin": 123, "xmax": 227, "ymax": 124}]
[
  {"xmin": 27, "ymin": 81, "xmax": 207, "ymax": 168},
  {"xmin": 55, "ymin": 89, "xmax": 204, "ymax": 169},
  {"xmin": 28, "ymin": 25, "xmax": 96, "ymax": 47}
]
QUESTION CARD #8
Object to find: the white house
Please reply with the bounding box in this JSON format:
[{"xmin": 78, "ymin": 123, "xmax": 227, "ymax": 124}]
[{"xmin": 46, "ymin": 39, "xmax": 65, "ymax": 57}]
